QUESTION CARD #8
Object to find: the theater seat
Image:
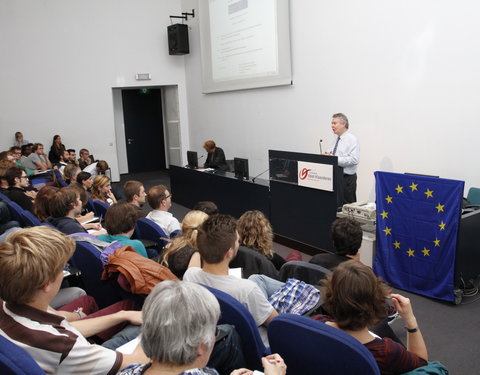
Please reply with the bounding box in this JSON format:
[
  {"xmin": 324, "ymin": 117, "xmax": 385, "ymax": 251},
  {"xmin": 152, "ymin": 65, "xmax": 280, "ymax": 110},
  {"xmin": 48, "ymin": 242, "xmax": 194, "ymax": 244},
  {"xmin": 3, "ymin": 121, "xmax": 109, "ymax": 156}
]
[{"xmin": 0, "ymin": 335, "xmax": 45, "ymax": 374}]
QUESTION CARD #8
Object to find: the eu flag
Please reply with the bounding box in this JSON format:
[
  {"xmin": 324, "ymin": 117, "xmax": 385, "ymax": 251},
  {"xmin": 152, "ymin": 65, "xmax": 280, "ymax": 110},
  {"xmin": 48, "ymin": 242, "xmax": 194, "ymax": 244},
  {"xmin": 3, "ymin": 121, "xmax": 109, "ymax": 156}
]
[{"xmin": 374, "ymin": 171, "xmax": 464, "ymax": 302}]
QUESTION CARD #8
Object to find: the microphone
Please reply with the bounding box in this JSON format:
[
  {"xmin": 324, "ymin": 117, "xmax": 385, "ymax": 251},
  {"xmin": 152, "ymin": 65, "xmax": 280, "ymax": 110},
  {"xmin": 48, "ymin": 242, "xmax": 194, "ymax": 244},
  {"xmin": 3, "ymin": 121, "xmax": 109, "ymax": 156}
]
[
  {"xmin": 252, "ymin": 168, "xmax": 269, "ymax": 183},
  {"xmin": 319, "ymin": 139, "xmax": 323, "ymax": 154}
]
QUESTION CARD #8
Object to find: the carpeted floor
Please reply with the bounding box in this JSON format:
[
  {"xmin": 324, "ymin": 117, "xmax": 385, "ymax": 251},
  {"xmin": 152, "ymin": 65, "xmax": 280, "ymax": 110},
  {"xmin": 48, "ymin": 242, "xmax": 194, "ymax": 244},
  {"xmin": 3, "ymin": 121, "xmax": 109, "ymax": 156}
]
[{"xmin": 118, "ymin": 170, "xmax": 480, "ymax": 373}]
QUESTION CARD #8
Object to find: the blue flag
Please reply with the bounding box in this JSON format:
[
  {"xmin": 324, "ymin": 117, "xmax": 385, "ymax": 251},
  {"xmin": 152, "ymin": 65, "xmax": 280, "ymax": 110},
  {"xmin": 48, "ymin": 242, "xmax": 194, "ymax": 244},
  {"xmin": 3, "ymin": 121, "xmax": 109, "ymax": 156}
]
[{"xmin": 374, "ymin": 171, "xmax": 464, "ymax": 302}]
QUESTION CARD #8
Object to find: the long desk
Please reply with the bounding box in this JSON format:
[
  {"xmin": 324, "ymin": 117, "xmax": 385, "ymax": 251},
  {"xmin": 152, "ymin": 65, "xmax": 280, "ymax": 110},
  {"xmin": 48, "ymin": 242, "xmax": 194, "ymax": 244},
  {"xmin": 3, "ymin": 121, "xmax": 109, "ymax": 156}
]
[{"xmin": 170, "ymin": 165, "xmax": 269, "ymax": 219}]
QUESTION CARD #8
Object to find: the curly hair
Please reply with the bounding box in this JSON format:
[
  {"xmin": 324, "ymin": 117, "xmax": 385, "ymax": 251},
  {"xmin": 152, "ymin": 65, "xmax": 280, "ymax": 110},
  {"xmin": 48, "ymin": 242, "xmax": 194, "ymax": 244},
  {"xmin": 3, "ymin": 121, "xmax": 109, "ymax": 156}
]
[
  {"xmin": 237, "ymin": 210, "xmax": 273, "ymax": 258},
  {"xmin": 331, "ymin": 217, "xmax": 363, "ymax": 256},
  {"xmin": 322, "ymin": 260, "xmax": 391, "ymax": 331},
  {"xmin": 161, "ymin": 210, "xmax": 209, "ymax": 267}
]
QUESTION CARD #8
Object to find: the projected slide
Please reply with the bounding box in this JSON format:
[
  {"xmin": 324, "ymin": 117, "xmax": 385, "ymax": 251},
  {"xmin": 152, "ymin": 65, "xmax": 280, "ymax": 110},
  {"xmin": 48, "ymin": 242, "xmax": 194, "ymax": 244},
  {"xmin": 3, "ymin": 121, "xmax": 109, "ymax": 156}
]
[{"xmin": 209, "ymin": 0, "xmax": 278, "ymax": 82}]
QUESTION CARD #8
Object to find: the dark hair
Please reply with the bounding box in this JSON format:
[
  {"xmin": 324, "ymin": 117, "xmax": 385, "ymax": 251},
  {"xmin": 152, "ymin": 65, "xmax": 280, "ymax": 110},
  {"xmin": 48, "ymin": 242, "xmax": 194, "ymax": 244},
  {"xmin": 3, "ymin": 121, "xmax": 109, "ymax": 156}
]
[
  {"xmin": 34, "ymin": 186, "xmax": 60, "ymax": 222},
  {"xmin": 322, "ymin": 260, "xmax": 390, "ymax": 330},
  {"xmin": 77, "ymin": 171, "xmax": 92, "ymax": 185},
  {"xmin": 5, "ymin": 166, "xmax": 25, "ymax": 187},
  {"xmin": 70, "ymin": 182, "xmax": 88, "ymax": 207},
  {"xmin": 123, "ymin": 180, "xmax": 143, "ymax": 203},
  {"xmin": 192, "ymin": 201, "xmax": 219, "ymax": 215},
  {"xmin": 196, "ymin": 214, "xmax": 237, "ymax": 264},
  {"xmin": 48, "ymin": 187, "xmax": 79, "ymax": 218},
  {"xmin": 331, "ymin": 218, "xmax": 363, "ymax": 256},
  {"xmin": 9, "ymin": 146, "xmax": 21, "ymax": 153},
  {"xmin": 147, "ymin": 185, "xmax": 168, "ymax": 210},
  {"xmin": 21, "ymin": 144, "xmax": 33, "ymax": 156},
  {"xmin": 104, "ymin": 202, "xmax": 137, "ymax": 235},
  {"xmin": 67, "ymin": 149, "xmax": 75, "ymax": 153}
]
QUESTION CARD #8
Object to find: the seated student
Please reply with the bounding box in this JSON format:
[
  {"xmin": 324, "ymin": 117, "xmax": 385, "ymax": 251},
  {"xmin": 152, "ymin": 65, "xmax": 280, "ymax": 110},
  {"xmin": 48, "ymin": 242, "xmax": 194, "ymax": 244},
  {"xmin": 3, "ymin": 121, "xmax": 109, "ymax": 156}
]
[
  {"xmin": 203, "ymin": 140, "xmax": 227, "ymax": 171},
  {"xmin": 20, "ymin": 143, "xmax": 37, "ymax": 171},
  {"xmin": 10, "ymin": 146, "xmax": 35, "ymax": 176},
  {"xmin": 97, "ymin": 202, "xmax": 148, "ymax": 258},
  {"xmin": 0, "ymin": 226, "xmax": 148, "ymax": 374},
  {"xmin": 78, "ymin": 148, "xmax": 93, "ymax": 170},
  {"xmin": 237, "ymin": 210, "xmax": 286, "ymax": 271},
  {"xmin": 146, "ymin": 185, "xmax": 181, "ymax": 236},
  {"xmin": 14, "ymin": 131, "xmax": 29, "ymax": 147},
  {"xmin": 123, "ymin": 180, "xmax": 148, "ymax": 218},
  {"xmin": 193, "ymin": 200, "xmax": 219, "ymax": 215},
  {"xmin": 28, "ymin": 143, "xmax": 52, "ymax": 171},
  {"xmin": 67, "ymin": 148, "xmax": 79, "ymax": 166},
  {"xmin": 5, "ymin": 166, "xmax": 36, "ymax": 212},
  {"xmin": 34, "ymin": 185, "xmax": 60, "ymax": 222},
  {"xmin": 183, "ymin": 214, "xmax": 278, "ymax": 344},
  {"xmin": 77, "ymin": 171, "xmax": 93, "ymax": 191},
  {"xmin": 83, "ymin": 159, "xmax": 109, "ymax": 179},
  {"xmin": 0, "ymin": 162, "xmax": 13, "ymax": 195},
  {"xmin": 47, "ymin": 186, "xmax": 103, "ymax": 235},
  {"xmin": 161, "ymin": 210, "xmax": 209, "ymax": 278},
  {"xmin": 91, "ymin": 175, "xmax": 117, "ymax": 205},
  {"xmin": 315, "ymin": 260, "xmax": 428, "ymax": 374},
  {"xmin": 55, "ymin": 149, "xmax": 70, "ymax": 174},
  {"xmin": 63, "ymin": 164, "xmax": 80, "ymax": 185},
  {"xmin": 310, "ymin": 217, "xmax": 362, "ymax": 270},
  {"xmin": 118, "ymin": 280, "xmax": 286, "ymax": 375}
]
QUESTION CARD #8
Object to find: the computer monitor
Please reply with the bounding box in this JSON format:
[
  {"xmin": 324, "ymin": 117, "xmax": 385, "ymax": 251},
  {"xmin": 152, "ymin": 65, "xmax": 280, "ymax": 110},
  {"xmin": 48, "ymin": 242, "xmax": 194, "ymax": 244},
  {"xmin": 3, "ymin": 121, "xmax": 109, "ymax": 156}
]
[
  {"xmin": 187, "ymin": 151, "xmax": 198, "ymax": 169},
  {"xmin": 234, "ymin": 157, "xmax": 249, "ymax": 180}
]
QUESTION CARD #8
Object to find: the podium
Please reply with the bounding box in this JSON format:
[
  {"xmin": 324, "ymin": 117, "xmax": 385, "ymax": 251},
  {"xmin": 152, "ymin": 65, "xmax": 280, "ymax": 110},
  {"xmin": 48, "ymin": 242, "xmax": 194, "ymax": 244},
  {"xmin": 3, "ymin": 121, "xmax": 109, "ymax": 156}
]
[{"xmin": 269, "ymin": 150, "xmax": 344, "ymax": 252}]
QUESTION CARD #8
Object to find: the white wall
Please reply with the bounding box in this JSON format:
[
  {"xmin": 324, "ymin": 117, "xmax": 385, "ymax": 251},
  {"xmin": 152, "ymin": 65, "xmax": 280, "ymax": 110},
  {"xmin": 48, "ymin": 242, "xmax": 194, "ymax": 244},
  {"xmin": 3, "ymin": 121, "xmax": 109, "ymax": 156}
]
[
  {"xmin": 183, "ymin": 0, "xmax": 480, "ymax": 201},
  {"xmin": 0, "ymin": 0, "xmax": 190, "ymax": 181}
]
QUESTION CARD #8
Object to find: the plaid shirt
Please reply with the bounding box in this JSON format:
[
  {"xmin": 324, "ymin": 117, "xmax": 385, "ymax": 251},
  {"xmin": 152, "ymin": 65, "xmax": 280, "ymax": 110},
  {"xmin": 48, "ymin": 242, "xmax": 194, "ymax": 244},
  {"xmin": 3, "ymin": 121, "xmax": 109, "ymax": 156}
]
[{"xmin": 268, "ymin": 278, "xmax": 320, "ymax": 315}]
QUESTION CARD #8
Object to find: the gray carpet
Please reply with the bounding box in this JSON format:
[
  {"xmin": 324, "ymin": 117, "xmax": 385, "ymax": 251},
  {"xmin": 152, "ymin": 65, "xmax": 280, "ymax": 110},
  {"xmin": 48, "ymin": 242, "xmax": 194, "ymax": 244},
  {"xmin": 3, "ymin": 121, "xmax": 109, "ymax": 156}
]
[{"xmin": 119, "ymin": 170, "xmax": 480, "ymax": 373}]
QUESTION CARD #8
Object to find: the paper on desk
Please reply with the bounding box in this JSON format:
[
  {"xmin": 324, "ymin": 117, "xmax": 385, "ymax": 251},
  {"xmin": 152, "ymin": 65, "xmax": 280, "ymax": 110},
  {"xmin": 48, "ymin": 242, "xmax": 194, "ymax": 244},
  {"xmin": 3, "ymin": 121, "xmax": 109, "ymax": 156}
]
[{"xmin": 116, "ymin": 336, "xmax": 141, "ymax": 354}]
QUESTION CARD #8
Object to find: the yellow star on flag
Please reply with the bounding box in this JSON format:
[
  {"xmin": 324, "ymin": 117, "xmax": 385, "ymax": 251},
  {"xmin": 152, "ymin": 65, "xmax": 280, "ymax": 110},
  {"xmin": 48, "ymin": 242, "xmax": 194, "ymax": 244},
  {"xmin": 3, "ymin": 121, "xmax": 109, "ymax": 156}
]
[
  {"xmin": 383, "ymin": 227, "xmax": 392, "ymax": 235},
  {"xmin": 407, "ymin": 249, "xmax": 415, "ymax": 257},
  {"xmin": 393, "ymin": 240, "xmax": 401, "ymax": 249},
  {"xmin": 385, "ymin": 195, "xmax": 393, "ymax": 204},
  {"xmin": 422, "ymin": 247, "xmax": 430, "ymax": 256},
  {"xmin": 380, "ymin": 210, "xmax": 389, "ymax": 219},
  {"xmin": 424, "ymin": 189, "xmax": 433, "ymax": 198},
  {"xmin": 395, "ymin": 184, "xmax": 404, "ymax": 194},
  {"xmin": 435, "ymin": 203, "xmax": 445, "ymax": 213},
  {"xmin": 438, "ymin": 221, "xmax": 446, "ymax": 230},
  {"xmin": 433, "ymin": 238, "xmax": 440, "ymax": 247},
  {"xmin": 409, "ymin": 182, "xmax": 418, "ymax": 191}
]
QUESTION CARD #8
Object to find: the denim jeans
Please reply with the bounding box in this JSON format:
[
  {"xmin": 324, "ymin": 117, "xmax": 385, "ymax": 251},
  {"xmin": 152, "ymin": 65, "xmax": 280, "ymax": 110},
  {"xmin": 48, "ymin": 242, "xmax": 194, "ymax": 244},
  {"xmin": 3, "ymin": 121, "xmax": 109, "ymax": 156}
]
[
  {"xmin": 248, "ymin": 274, "xmax": 285, "ymax": 299},
  {"xmin": 102, "ymin": 325, "xmax": 141, "ymax": 350}
]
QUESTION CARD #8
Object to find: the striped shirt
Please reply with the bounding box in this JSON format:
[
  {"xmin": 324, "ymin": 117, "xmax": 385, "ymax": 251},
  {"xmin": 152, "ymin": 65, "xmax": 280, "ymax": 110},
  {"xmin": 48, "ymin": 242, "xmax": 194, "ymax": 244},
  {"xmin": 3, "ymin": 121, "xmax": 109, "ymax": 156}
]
[{"xmin": 0, "ymin": 301, "xmax": 122, "ymax": 375}]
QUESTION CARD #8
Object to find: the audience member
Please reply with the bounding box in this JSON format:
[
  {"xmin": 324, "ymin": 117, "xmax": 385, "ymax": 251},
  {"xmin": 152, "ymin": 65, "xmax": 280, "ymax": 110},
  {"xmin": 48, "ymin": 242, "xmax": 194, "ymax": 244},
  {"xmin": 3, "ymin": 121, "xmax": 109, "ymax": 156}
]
[
  {"xmin": 0, "ymin": 226, "xmax": 148, "ymax": 373},
  {"xmin": 9, "ymin": 146, "xmax": 35, "ymax": 176},
  {"xmin": 34, "ymin": 185, "xmax": 59, "ymax": 222},
  {"xmin": 78, "ymin": 148, "xmax": 92, "ymax": 170},
  {"xmin": 70, "ymin": 182, "xmax": 96, "ymax": 224},
  {"xmin": 48, "ymin": 134, "xmax": 66, "ymax": 164},
  {"xmin": 193, "ymin": 201, "xmax": 219, "ymax": 215},
  {"xmin": 315, "ymin": 260, "xmax": 428, "ymax": 374},
  {"xmin": 0, "ymin": 163, "xmax": 12, "ymax": 194},
  {"xmin": 203, "ymin": 140, "xmax": 227, "ymax": 171},
  {"xmin": 5, "ymin": 166, "xmax": 36, "ymax": 212},
  {"xmin": 83, "ymin": 160, "xmax": 109, "ymax": 179},
  {"xmin": 310, "ymin": 217, "xmax": 362, "ymax": 269},
  {"xmin": 123, "ymin": 180, "xmax": 148, "ymax": 218},
  {"xmin": 77, "ymin": 171, "xmax": 93, "ymax": 191},
  {"xmin": 91, "ymin": 175, "xmax": 117, "ymax": 205},
  {"xmin": 98, "ymin": 202, "xmax": 148, "ymax": 258},
  {"xmin": 161, "ymin": 210, "xmax": 209, "ymax": 278},
  {"xmin": 146, "ymin": 184, "xmax": 180, "ymax": 236},
  {"xmin": 64, "ymin": 164, "xmax": 81, "ymax": 185},
  {"xmin": 183, "ymin": 214, "xmax": 278, "ymax": 344},
  {"xmin": 67, "ymin": 148, "xmax": 79, "ymax": 166},
  {"xmin": 0, "ymin": 151, "xmax": 14, "ymax": 162},
  {"xmin": 28, "ymin": 143, "xmax": 52, "ymax": 171},
  {"xmin": 56, "ymin": 149, "xmax": 70, "ymax": 173},
  {"xmin": 237, "ymin": 210, "xmax": 285, "ymax": 270},
  {"xmin": 20, "ymin": 143, "xmax": 36, "ymax": 170},
  {"xmin": 118, "ymin": 280, "xmax": 286, "ymax": 375},
  {"xmin": 14, "ymin": 131, "xmax": 29, "ymax": 147}
]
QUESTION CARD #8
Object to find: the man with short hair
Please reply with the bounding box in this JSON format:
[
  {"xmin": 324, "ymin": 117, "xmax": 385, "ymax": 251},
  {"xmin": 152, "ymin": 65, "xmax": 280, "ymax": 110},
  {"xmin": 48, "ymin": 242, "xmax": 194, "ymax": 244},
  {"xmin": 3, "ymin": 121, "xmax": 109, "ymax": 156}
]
[
  {"xmin": 67, "ymin": 149, "xmax": 79, "ymax": 166},
  {"xmin": 78, "ymin": 148, "xmax": 92, "ymax": 170},
  {"xmin": 183, "ymin": 214, "xmax": 278, "ymax": 344},
  {"xmin": 146, "ymin": 185, "xmax": 180, "ymax": 235},
  {"xmin": 9, "ymin": 146, "xmax": 35, "ymax": 176},
  {"xmin": 0, "ymin": 226, "xmax": 147, "ymax": 374},
  {"xmin": 5, "ymin": 166, "xmax": 35, "ymax": 212},
  {"xmin": 203, "ymin": 140, "xmax": 228, "ymax": 171},
  {"xmin": 309, "ymin": 217, "xmax": 362, "ymax": 269},
  {"xmin": 83, "ymin": 160, "xmax": 109, "ymax": 179},
  {"xmin": 325, "ymin": 113, "xmax": 360, "ymax": 204},
  {"xmin": 123, "ymin": 180, "xmax": 148, "ymax": 218},
  {"xmin": 28, "ymin": 143, "xmax": 53, "ymax": 171}
]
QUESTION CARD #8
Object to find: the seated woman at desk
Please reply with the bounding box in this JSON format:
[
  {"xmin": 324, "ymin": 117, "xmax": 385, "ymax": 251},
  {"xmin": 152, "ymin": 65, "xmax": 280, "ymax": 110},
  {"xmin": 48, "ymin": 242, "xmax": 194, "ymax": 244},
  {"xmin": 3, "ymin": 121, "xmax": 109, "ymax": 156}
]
[{"xmin": 203, "ymin": 140, "xmax": 227, "ymax": 171}]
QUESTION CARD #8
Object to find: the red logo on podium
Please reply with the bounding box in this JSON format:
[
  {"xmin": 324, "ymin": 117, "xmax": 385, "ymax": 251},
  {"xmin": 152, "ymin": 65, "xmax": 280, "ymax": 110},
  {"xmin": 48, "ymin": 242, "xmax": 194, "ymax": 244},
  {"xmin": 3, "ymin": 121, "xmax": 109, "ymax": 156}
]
[{"xmin": 299, "ymin": 168, "xmax": 311, "ymax": 180}]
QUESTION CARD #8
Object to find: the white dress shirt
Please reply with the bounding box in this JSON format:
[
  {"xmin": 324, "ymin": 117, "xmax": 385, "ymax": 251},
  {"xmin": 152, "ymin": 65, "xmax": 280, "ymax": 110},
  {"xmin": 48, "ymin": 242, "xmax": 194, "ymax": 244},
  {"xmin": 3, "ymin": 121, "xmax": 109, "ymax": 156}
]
[
  {"xmin": 328, "ymin": 130, "xmax": 360, "ymax": 175},
  {"xmin": 146, "ymin": 209, "xmax": 181, "ymax": 236}
]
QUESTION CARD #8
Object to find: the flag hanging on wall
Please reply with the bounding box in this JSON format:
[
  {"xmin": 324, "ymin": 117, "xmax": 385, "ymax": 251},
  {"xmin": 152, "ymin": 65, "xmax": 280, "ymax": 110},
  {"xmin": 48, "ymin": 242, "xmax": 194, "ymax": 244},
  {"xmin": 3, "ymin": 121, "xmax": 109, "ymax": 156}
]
[{"xmin": 374, "ymin": 171, "xmax": 464, "ymax": 302}]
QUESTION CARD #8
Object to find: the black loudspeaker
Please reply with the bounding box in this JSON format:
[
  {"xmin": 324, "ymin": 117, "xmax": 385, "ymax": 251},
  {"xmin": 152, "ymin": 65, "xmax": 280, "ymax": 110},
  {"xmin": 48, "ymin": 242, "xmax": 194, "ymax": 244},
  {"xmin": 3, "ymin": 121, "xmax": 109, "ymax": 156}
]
[{"xmin": 167, "ymin": 24, "xmax": 189, "ymax": 55}]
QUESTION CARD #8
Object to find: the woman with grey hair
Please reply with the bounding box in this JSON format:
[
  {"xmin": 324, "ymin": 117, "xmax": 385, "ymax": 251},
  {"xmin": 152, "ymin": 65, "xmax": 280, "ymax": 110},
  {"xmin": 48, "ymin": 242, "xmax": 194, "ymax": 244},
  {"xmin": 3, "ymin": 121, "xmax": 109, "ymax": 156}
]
[{"xmin": 118, "ymin": 280, "xmax": 287, "ymax": 375}]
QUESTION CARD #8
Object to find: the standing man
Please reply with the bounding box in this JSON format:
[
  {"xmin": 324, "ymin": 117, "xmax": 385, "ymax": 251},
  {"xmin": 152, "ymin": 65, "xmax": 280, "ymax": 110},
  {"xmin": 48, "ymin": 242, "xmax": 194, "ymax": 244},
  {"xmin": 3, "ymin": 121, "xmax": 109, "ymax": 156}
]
[
  {"xmin": 203, "ymin": 140, "xmax": 228, "ymax": 171},
  {"xmin": 325, "ymin": 113, "xmax": 360, "ymax": 204}
]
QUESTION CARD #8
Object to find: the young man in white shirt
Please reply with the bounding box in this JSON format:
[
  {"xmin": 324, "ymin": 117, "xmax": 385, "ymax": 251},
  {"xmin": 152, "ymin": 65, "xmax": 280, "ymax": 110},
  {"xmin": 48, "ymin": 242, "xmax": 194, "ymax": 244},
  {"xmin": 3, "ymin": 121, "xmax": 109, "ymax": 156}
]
[{"xmin": 145, "ymin": 184, "xmax": 180, "ymax": 236}]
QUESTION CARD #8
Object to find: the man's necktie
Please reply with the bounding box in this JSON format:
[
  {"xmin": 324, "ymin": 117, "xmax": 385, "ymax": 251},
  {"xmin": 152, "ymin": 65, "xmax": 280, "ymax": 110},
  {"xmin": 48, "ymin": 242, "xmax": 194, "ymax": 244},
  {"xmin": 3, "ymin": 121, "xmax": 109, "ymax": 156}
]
[{"xmin": 332, "ymin": 137, "xmax": 340, "ymax": 155}]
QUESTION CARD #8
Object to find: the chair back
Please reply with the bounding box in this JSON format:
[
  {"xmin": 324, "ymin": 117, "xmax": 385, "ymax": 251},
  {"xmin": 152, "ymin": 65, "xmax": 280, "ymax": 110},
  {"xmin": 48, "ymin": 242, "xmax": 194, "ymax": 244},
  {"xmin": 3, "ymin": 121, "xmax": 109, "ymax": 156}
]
[
  {"xmin": 134, "ymin": 218, "xmax": 170, "ymax": 249},
  {"xmin": 6, "ymin": 201, "xmax": 26, "ymax": 227},
  {"xmin": 53, "ymin": 169, "xmax": 68, "ymax": 187},
  {"xmin": 202, "ymin": 285, "xmax": 269, "ymax": 371},
  {"xmin": 0, "ymin": 192, "xmax": 11, "ymax": 202},
  {"xmin": 279, "ymin": 260, "xmax": 331, "ymax": 285},
  {"xmin": 93, "ymin": 199, "xmax": 109, "ymax": 218},
  {"xmin": 230, "ymin": 246, "xmax": 279, "ymax": 280},
  {"xmin": 70, "ymin": 241, "xmax": 122, "ymax": 308},
  {"xmin": 467, "ymin": 187, "xmax": 480, "ymax": 205},
  {"xmin": 85, "ymin": 196, "xmax": 95, "ymax": 213},
  {"xmin": 268, "ymin": 314, "xmax": 380, "ymax": 375},
  {"xmin": 0, "ymin": 335, "xmax": 45, "ymax": 374},
  {"xmin": 20, "ymin": 210, "xmax": 42, "ymax": 227}
]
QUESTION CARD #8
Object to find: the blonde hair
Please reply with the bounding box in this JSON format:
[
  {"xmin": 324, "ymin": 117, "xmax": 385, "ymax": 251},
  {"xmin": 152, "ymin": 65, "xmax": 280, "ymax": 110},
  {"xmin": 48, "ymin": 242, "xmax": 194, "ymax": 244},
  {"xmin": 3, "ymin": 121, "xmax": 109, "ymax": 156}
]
[
  {"xmin": 237, "ymin": 210, "xmax": 274, "ymax": 258},
  {"xmin": 0, "ymin": 227, "xmax": 75, "ymax": 304},
  {"xmin": 91, "ymin": 175, "xmax": 111, "ymax": 201},
  {"xmin": 161, "ymin": 210, "xmax": 208, "ymax": 267}
]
